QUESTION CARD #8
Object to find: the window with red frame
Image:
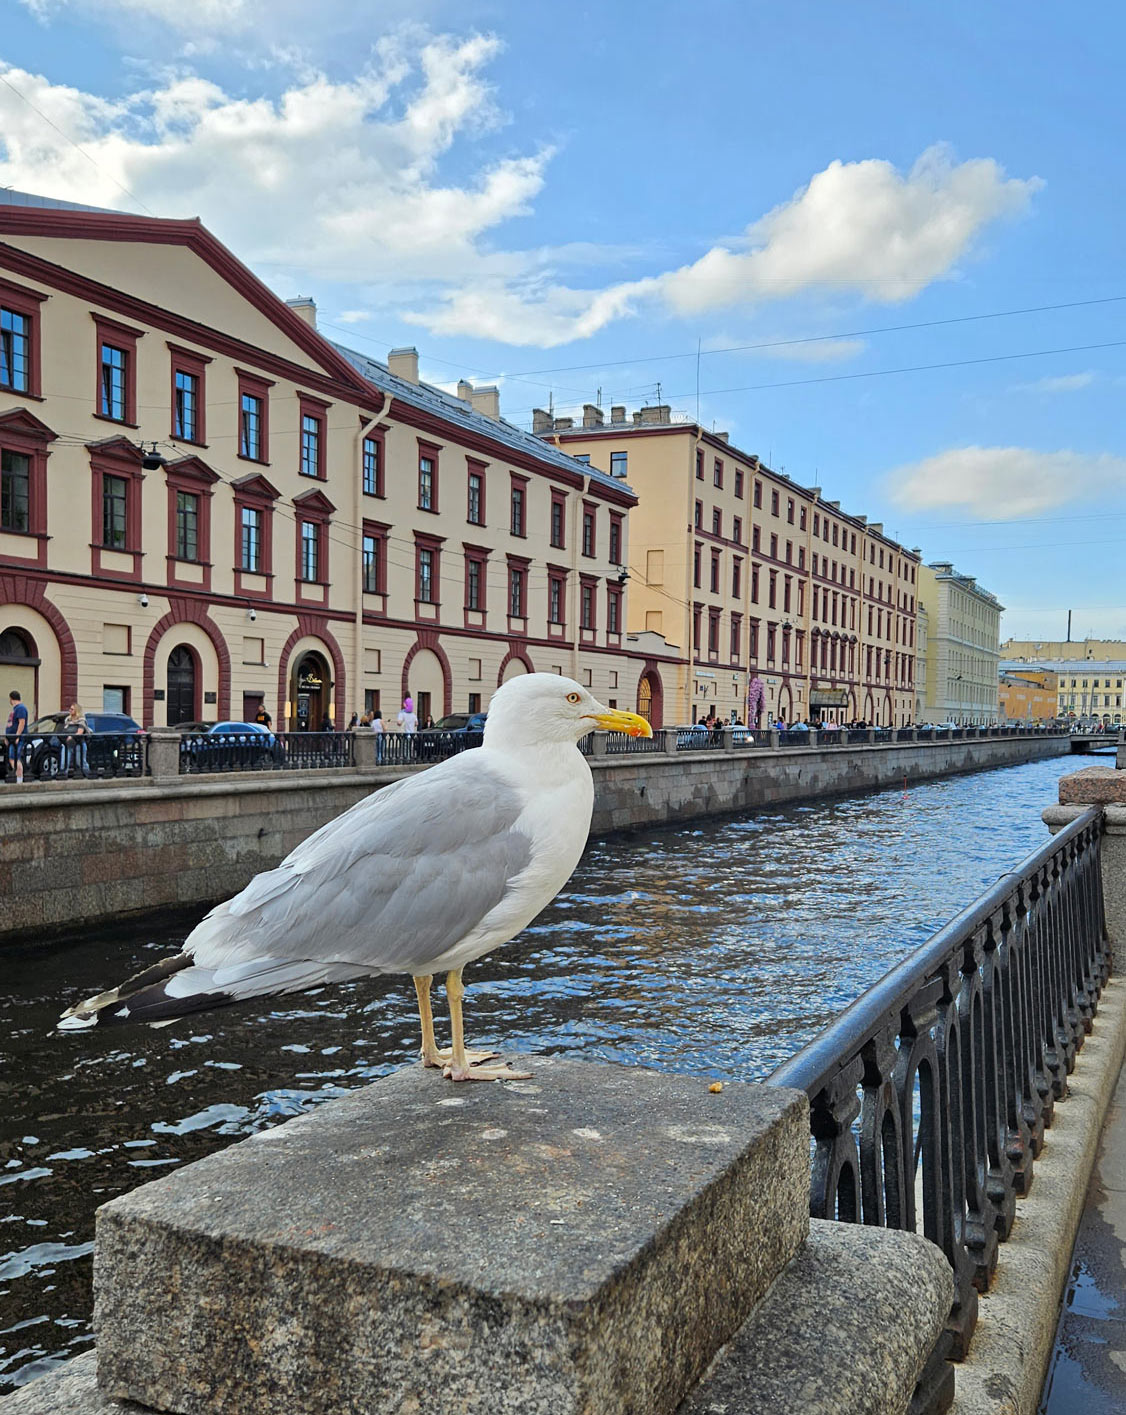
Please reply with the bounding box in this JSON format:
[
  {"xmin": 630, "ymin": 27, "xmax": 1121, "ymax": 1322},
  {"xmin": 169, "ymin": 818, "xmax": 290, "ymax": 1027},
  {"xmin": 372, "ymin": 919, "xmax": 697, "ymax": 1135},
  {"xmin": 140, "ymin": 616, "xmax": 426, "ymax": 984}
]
[
  {"xmin": 581, "ymin": 506, "xmax": 596, "ymax": 557},
  {"xmin": 363, "ymin": 435, "xmax": 384, "ymax": 497},
  {"xmin": 548, "ymin": 574, "xmax": 564, "ymax": 625},
  {"xmin": 607, "ymin": 586, "xmax": 621, "ymax": 635},
  {"xmin": 550, "ymin": 493, "xmax": 565, "ymax": 547},
  {"xmin": 608, "ymin": 513, "xmax": 622, "ymax": 565},
  {"xmin": 508, "ymin": 564, "xmax": 526, "ymax": 618}
]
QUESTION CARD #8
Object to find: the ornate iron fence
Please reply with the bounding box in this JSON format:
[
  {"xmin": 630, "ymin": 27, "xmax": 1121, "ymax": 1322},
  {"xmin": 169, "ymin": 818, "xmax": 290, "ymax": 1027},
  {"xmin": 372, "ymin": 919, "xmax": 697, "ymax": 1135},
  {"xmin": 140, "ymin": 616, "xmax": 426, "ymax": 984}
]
[
  {"xmin": 6, "ymin": 730, "xmax": 147, "ymax": 782},
  {"xmin": 179, "ymin": 730, "xmax": 353, "ymax": 774},
  {"xmin": 769, "ymin": 806, "xmax": 1108, "ymax": 1414}
]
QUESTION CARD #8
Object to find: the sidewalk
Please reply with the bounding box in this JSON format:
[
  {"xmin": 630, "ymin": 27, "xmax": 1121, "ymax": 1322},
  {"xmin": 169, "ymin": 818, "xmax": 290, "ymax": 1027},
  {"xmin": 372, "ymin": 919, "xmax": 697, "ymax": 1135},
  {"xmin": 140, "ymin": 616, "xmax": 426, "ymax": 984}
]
[{"xmin": 1039, "ymin": 1058, "xmax": 1126, "ymax": 1412}]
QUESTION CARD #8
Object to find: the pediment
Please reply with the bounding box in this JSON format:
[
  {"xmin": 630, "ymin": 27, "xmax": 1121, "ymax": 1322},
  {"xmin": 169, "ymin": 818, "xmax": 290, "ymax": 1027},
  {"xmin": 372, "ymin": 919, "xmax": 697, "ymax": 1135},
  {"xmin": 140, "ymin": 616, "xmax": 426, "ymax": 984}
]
[
  {"xmin": 0, "ymin": 406, "xmax": 57, "ymax": 443},
  {"xmin": 293, "ymin": 487, "xmax": 336, "ymax": 516}
]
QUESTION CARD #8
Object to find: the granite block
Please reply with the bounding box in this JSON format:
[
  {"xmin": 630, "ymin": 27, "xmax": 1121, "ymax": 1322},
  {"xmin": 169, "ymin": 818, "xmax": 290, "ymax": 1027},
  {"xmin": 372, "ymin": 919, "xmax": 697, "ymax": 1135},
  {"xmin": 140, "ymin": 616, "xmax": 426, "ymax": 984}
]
[
  {"xmin": 0, "ymin": 1353, "xmax": 148, "ymax": 1414},
  {"xmin": 94, "ymin": 1058, "xmax": 809, "ymax": 1415},
  {"xmin": 1059, "ymin": 766, "xmax": 1126, "ymax": 805},
  {"xmin": 679, "ymin": 1219, "xmax": 953, "ymax": 1415}
]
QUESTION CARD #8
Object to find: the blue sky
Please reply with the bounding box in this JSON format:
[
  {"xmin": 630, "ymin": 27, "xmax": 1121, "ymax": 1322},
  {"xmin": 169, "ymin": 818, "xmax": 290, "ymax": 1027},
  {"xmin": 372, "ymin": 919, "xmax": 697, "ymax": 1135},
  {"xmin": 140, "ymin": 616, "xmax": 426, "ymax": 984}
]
[{"xmin": 2, "ymin": 0, "xmax": 1124, "ymax": 639}]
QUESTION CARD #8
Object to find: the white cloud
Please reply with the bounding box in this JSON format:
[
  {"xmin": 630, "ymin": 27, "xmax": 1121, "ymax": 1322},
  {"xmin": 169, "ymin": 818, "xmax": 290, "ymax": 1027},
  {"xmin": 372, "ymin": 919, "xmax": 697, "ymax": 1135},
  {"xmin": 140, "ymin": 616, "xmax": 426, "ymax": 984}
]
[
  {"xmin": 409, "ymin": 144, "xmax": 1041, "ymax": 345},
  {"xmin": 888, "ymin": 446, "xmax": 1126, "ymax": 518},
  {"xmin": 20, "ymin": 0, "xmax": 258, "ymax": 32},
  {"xmin": 0, "ymin": 38, "xmax": 552, "ymax": 285},
  {"xmin": 1013, "ymin": 371, "xmax": 1096, "ymax": 394},
  {"xmin": 656, "ymin": 144, "xmax": 1040, "ymax": 312}
]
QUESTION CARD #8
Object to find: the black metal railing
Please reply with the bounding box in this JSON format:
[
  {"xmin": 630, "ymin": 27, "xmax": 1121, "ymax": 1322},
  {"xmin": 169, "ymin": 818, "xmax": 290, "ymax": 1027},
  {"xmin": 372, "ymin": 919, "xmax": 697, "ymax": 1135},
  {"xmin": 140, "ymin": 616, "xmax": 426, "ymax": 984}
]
[
  {"xmin": 769, "ymin": 806, "xmax": 1108, "ymax": 1413},
  {"xmin": 4, "ymin": 731, "xmax": 147, "ymax": 782},
  {"xmin": 179, "ymin": 730, "xmax": 353, "ymax": 774}
]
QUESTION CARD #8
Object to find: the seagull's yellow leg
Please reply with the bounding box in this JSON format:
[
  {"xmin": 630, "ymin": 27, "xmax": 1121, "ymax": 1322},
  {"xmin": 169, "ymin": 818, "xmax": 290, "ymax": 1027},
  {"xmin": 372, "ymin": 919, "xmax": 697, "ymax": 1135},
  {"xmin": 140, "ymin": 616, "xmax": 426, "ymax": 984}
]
[
  {"xmin": 443, "ymin": 967, "xmax": 531, "ymax": 1082},
  {"xmin": 415, "ymin": 971, "xmax": 498, "ymax": 1069}
]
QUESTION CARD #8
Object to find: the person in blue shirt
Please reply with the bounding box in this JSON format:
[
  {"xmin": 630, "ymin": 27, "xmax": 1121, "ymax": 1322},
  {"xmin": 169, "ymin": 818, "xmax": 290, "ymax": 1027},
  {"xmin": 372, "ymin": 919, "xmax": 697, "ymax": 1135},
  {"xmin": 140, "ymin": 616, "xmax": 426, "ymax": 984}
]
[{"xmin": 6, "ymin": 689, "xmax": 29, "ymax": 785}]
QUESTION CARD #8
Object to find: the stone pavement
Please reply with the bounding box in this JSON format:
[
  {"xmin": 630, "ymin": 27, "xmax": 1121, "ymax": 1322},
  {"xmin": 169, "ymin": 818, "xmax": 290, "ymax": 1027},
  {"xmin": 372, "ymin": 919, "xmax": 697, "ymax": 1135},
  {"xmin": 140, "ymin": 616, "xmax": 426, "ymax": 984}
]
[{"xmin": 1039, "ymin": 1058, "xmax": 1126, "ymax": 1412}]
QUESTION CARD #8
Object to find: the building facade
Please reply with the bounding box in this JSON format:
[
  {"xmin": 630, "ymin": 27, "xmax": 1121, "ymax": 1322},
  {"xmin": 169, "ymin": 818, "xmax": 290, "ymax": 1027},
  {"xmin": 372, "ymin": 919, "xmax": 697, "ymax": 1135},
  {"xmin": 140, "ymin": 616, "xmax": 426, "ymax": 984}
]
[
  {"xmin": 1001, "ymin": 637, "xmax": 1126, "ymax": 663},
  {"xmin": 916, "ymin": 562, "xmax": 1003, "ymax": 724},
  {"xmin": 997, "ymin": 660, "xmax": 1126, "ymax": 723},
  {"xmin": 541, "ymin": 405, "xmax": 920, "ymax": 726},
  {"xmin": 0, "ymin": 192, "xmax": 657, "ymax": 731},
  {"xmin": 998, "ymin": 669, "xmax": 1058, "ymax": 723}
]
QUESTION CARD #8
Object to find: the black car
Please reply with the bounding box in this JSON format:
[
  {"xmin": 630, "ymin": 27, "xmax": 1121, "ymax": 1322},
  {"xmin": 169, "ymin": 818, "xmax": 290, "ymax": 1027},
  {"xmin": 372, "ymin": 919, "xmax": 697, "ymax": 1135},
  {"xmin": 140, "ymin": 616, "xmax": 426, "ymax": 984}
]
[
  {"xmin": 415, "ymin": 712, "xmax": 487, "ymax": 761},
  {"xmin": 23, "ymin": 711, "xmax": 146, "ymax": 780}
]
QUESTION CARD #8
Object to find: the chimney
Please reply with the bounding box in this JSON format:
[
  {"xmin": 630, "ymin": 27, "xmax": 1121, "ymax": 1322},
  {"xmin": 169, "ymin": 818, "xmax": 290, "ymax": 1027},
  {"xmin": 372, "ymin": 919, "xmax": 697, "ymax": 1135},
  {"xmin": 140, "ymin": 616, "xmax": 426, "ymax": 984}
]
[
  {"xmin": 610, "ymin": 405, "xmax": 626, "ymax": 424},
  {"xmin": 582, "ymin": 403, "xmax": 604, "ymax": 428},
  {"xmin": 457, "ymin": 379, "xmax": 474, "ymax": 403},
  {"xmin": 714, "ymin": 430, "xmax": 729, "ymax": 443},
  {"xmin": 286, "ymin": 297, "xmax": 317, "ymax": 328},
  {"xmin": 868, "ymin": 521, "xmax": 882, "ymax": 535},
  {"xmin": 470, "ymin": 385, "xmax": 501, "ymax": 420},
  {"xmin": 387, "ymin": 347, "xmax": 419, "ymax": 384},
  {"xmin": 638, "ymin": 404, "xmax": 671, "ymax": 426},
  {"xmin": 554, "ymin": 416, "xmax": 574, "ymax": 430},
  {"xmin": 632, "ymin": 411, "xmax": 643, "ymax": 425},
  {"xmin": 827, "ymin": 500, "xmax": 841, "ymax": 511},
  {"xmin": 808, "ymin": 486, "xmax": 821, "ymax": 499},
  {"xmin": 532, "ymin": 408, "xmax": 553, "ymax": 434}
]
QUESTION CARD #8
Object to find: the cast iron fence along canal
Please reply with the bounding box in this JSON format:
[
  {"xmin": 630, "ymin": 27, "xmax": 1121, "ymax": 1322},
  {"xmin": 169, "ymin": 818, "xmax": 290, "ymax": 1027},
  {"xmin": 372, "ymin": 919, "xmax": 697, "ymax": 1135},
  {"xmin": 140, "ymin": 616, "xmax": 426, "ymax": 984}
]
[{"xmin": 769, "ymin": 805, "xmax": 1109, "ymax": 1414}]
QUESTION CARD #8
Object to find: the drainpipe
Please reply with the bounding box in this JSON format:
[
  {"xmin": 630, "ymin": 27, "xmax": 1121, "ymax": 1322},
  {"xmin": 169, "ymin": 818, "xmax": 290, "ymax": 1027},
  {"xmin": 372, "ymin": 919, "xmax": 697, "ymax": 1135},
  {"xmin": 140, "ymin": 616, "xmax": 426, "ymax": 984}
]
[{"xmin": 354, "ymin": 398, "xmax": 391, "ymax": 722}]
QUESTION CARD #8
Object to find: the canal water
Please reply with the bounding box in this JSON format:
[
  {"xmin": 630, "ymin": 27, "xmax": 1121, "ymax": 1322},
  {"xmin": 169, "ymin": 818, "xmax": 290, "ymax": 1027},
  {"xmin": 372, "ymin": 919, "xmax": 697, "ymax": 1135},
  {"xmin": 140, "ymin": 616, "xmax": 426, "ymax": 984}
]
[{"xmin": 0, "ymin": 753, "xmax": 1082, "ymax": 1389}]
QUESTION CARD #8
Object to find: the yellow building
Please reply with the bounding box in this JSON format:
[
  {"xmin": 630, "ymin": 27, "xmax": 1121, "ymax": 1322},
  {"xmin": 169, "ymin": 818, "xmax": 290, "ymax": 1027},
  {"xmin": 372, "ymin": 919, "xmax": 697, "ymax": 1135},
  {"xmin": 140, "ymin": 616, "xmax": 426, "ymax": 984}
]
[
  {"xmin": 541, "ymin": 405, "xmax": 920, "ymax": 726},
  {"xmin": 1011, "ymin": 662, "xmax": 1126, "ymax": 722},
  {"xmin": 998, "ymin": 670, "xmax": 1057, "ymax": 723},
  {"xmin": 1002, "ymin": 637, "xmax": 1126, "ymax": 662},
  {"xmin": 917, "ymin": 562, "xmax": 1003, "ymax": 724},
  {"xmin": 0, "ymin": 191, "xmax": 657, "ymax": 729}
]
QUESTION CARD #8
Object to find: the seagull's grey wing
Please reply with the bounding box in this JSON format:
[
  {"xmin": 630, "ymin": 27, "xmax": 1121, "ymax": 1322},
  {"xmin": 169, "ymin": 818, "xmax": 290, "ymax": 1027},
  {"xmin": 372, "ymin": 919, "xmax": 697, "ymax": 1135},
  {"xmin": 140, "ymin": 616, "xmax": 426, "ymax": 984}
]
[{"xmin": 186, "ymin": 751, "xmax": 533, "ymax": 975}]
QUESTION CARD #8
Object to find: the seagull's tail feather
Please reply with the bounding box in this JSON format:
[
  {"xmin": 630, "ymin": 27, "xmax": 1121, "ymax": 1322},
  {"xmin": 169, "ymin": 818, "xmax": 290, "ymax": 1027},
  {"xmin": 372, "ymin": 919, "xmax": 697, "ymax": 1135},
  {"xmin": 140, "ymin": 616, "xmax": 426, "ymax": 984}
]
[{"xmin": 57, "ymin": 954, "xmax": 366, "ymax": 1031}]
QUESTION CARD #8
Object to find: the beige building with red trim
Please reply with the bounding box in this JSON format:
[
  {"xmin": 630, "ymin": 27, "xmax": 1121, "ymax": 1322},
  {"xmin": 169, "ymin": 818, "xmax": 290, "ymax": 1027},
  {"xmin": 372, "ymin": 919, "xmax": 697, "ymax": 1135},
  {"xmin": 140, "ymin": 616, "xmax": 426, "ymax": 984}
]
[
  {"xmin": 0, "ymin": 191, "xmax": 665, "ymax": 732},
  {"xmin": 541, "ymin": 405, "xmax": 919, "ymax": 726}
]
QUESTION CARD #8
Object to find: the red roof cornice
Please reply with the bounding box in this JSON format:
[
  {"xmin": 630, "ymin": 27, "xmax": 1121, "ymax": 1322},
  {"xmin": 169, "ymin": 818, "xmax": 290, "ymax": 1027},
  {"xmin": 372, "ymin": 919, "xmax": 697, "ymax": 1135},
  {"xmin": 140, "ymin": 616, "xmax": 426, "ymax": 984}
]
[{"xmin": 0, "ymin": 211, "xmax": 381, "ymax": 410}]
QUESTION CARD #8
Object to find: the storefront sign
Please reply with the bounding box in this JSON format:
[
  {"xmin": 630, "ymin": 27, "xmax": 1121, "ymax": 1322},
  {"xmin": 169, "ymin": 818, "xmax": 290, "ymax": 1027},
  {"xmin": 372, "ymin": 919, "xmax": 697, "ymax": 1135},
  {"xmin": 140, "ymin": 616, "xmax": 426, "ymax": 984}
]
[
  {"xmin": 298, "ymin": 673, "xmax": 323, "ymax": 691},
  {"xmin": 810, "ymin": 689, "xmax": 849, "ymax": 708}
]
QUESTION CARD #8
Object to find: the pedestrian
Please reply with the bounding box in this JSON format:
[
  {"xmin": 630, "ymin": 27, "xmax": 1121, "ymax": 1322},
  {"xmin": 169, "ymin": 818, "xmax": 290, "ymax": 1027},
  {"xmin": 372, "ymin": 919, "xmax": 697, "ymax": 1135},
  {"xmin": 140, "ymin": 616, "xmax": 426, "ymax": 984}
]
[
  {"xmin": 348, "ymin": 711, "xmax": 359, "ymax": 730},
  {"xmin": 63, "ymin": 702, "xmax": 91, "ymax": 778},
  {"xmin": 320, "ymin": 712, "xmax": 332, "ymax": 733},
  {"xmin": 254, "ymin": 704, "xmax": 272, "ymax": 729},
  {"xmin": 6, "ymin": 689, "xmax": 28, "ymax": 785},
  {"xmin": 372, "ymin": 709, "xmax": 385, "ymax": 763},
  {"xmin": 422, "ymin": 714, "xmax": 435, "ymax": 730},
  {"xmin": 397, "ymin": 696, "xmax": 418, "ymax": 734}
]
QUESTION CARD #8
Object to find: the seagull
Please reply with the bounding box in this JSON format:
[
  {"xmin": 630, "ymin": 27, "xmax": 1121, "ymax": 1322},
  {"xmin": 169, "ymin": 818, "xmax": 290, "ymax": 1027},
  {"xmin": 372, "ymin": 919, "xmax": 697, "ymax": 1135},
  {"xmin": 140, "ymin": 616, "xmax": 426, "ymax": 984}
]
[{"xmin": 58, "ymin": 674, "xmax": 652, "ymax": 1081}]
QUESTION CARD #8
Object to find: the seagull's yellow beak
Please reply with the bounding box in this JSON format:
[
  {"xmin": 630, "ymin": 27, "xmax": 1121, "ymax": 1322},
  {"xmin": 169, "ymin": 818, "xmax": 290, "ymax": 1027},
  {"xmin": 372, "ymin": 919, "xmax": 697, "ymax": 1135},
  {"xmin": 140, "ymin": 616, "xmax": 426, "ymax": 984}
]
[{"xmin": 588, "ymin": 707, "xmax": 653, "ymax": 738}]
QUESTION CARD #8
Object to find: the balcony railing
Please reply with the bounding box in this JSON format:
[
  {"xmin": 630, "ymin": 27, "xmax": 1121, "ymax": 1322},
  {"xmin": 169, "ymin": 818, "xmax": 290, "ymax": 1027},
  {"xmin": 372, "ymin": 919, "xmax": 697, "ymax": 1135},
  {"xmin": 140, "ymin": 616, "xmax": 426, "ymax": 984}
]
[{"xmin": 769, "ymin": 805, "xmax": 1108, "ymax": 1413}]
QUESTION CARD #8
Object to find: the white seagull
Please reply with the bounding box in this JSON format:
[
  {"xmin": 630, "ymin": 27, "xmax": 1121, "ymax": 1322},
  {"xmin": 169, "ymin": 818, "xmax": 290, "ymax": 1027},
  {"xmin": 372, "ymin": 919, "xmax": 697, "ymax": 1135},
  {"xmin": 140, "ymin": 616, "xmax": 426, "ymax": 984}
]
[{"xmin": 58, "ymin": 674, "xmax": 652, "ymax": 1081}]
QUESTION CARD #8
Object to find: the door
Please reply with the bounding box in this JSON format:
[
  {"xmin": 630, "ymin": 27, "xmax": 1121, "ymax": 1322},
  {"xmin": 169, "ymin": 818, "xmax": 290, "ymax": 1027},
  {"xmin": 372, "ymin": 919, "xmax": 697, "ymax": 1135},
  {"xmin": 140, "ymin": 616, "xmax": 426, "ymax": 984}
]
[{"xmin": 166, "ymin": 646, "xmax": 197, "ymax": 725}]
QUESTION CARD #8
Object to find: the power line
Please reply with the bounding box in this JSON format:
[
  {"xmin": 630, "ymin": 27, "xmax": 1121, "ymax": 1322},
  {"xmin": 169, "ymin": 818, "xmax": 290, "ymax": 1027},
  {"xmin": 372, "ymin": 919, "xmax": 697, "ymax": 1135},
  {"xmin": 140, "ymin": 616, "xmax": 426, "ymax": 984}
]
[{"xmin": 0, "ymin": 70, "xmax": 157, "ymax": 218}]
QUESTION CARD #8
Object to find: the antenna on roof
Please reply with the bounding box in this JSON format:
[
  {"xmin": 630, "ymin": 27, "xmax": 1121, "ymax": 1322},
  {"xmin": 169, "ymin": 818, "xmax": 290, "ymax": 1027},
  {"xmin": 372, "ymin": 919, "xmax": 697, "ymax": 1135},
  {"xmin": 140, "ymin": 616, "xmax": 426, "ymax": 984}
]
[{"xmin": 655, "ymin": 381, "xmax": 663, "ymax": 404}]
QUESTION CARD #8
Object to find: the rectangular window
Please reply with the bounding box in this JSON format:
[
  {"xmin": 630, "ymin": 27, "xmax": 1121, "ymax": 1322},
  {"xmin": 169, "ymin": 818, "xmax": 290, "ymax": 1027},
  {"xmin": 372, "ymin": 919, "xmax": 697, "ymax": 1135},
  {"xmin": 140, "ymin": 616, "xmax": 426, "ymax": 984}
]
[
  {"xmin": 607, "ymin": 589, "xmax": 621, "ymax": 635},
  {"xmin": 418, "ymin": 547, "xmax": 434, "ymax": 602},
  {"xmin": 713, "ymin": 458, "xmax": 723, "ymax": 488},
  {"xmin": 695, "ymin": 449, "xmax": 704, "ymax": 480},
  {"xmin": 0, "ymin": 308, "xmax": 31, "ymax": 392},
  {"xmin": 173, "ymin": 370, "xmax": 199, "ymax": 442},
  {"xmin": 732, "ymin": 515, "xmax": 742, "ymax": 544},
  {"xmin": 100, "ymin": 343, "xmax": 127, "ymax": 421},
  {"xmin": 768, "ymin": 570, "xmax": 777, "ymax": 609},
  {"xmin": 300, "ymin": 521, "xmax": 319, "ymax": 581},
  {"xmin": 750, "ymin": 619, "xmax": 759, "ymax": 657},
  {"xmin": 693, "ymin": 544, "xmax": 701, "ymax": 588},
  {"xmin": 300, "ymin": 413, "xmax": 321, "ymax": 478},
  {"xmin": 730, "ymin": 616, "xmax": 741, "ymax": 660},
  {"xmin": 509, "ymin": 566, "xmax": 526, "ymax": 617},
  {"xmin": 732, "ymin": 558, "xmax": 742, "ymax": 599},
  {"xmin": 582, "ymin": 507, "xmax": 595, "ymax": 557},
  {"xmin": 710, "ymin": 550, "xmax": 720, "ymax": 594},
  {"xmin": 467, "ymin": 558, "xmax": 482, "ymax": 610},
  {"xmin": 753, "ymin": 479, "xmax": 762, "ymax": 508},
  {"xmin": 0, "ymin": 449, "xmax": 29, "ymax": 532},
  {"xmin": 708, "ymin": 610, "xmax": 720, "ymax": 654},
  {"xmin": 787, "ymin": 498, "xmax": 795, "ymax": 524},
  {"xmin": 468, "ymin": 471, "xmax": 484, "ymax": 525},
  {"xmin": 362, "ymin": 534, "xmax": 380, "ymax": 594},
  {"xmin": 175, "ymin": 490, "xmax": 199, "ymax": 561},
  {"xmin": 103, "ymin": 473, "xmax": 128, "ymax": 548},
  {"xmin": 771, "ymin": 489, "xmax": 779, "ymax": 516},
  {"xmin": 770, "ymin": 533, "xmax": 778, "ymax": 558},
  {"xmin": 550, "ymin": 493, "xmax": 565, "ymax": 547},
  {"xmin": 694, "ymin": 499, "xmax": 703, "ymax": 529},
  {"xmin": 610, "ymin": 451, "xmax": 628, "ymax": 479},
  {"xmin": 766, "ymin": 625, "xmax": 776, "ymax": 662},
  {"xmin": 751, "ymin": 563, "xmax": 759, "ymax": 602},
  {"xmin": 581, "ymin": 583, "xmax": 594, "ymax": 630},
  {"xmin": 609, "ymin": 515, "xmax": 622, "ymax": 565},
  {"xmin": 240, "ymin": 506, "xmax": 261, "ymax": 572},
  {"xmin": 419, "ymin": 455, "xmax": 435, "ymax": 510},
  {"xmin": 734, "ymin": 468, "xmax": 744, "ymax": 499},
  {"xmin": 240, "ymin": 393, "xmax": 263, "ymax": 460},
  {"xmin": 511, "ymin": 484, "xmax": 526, "ymax": 536},
  {"xmin": 712, "ymin": 508, "xmax": 722, "ymax": 536},
  {"xmin": 800, "ymin": 506, "xmax": 807, "ymax": 529},
  {"xmin": 362, "ymin": 437, "xmax": 382, "ymax": 496},
  {"xmin": 549, "ymin": 575, "xmax": 563, "ymax": 625}
]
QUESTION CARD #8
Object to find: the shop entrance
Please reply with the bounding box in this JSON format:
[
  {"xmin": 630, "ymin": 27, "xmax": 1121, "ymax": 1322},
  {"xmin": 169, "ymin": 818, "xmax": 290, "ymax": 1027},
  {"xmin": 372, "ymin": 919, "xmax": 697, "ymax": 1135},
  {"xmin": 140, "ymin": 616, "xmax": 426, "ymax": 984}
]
[
  {"xmin": 291, "ymin": 652, "xmax": 331, "ymax": 731},
  {"xmin": 166, "ymin": 646, "xmax": 198, "ymax": 725}
]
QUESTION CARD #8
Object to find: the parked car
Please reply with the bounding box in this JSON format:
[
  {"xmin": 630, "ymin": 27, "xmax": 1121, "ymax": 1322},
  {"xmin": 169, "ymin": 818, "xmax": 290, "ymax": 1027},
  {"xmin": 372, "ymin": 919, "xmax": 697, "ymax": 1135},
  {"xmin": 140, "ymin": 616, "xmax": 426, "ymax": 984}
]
[
  {"xmin": 22, "ymin": 711, "xmax": 145, "ymax": 780},
  {"xmin": 415, "ymin": 712, "xmax": 487, "ymax": 759},
  {"xmin": 170, "ymin": 720, "xmax": 217, "ymax": 734},
  {"xmin": 180, "ymin": 720, "xmax": 284, "ymax": 771}
]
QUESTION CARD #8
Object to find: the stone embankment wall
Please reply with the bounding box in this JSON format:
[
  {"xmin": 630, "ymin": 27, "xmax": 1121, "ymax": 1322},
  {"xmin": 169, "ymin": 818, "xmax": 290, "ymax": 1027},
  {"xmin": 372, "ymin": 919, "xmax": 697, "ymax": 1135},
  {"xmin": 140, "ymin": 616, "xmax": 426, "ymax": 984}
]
[{"xmin": 0, "ymin": 735, "xmax": 1068, "ymax": 941}]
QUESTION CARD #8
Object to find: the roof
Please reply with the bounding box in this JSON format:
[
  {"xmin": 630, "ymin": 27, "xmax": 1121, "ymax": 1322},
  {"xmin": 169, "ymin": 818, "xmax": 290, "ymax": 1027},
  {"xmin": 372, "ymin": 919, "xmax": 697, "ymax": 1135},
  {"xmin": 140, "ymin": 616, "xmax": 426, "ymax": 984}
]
[
  {"xmin": 1001, "ymin": 660, "xmax": 1126, "ymax": 674},
  {"xmin": 0, "ymin": 187, "xmax": 122, "ymax": 215},
  {"xmin": 333, "ymin": 343, "xmax": 634, "ymax": 500}
]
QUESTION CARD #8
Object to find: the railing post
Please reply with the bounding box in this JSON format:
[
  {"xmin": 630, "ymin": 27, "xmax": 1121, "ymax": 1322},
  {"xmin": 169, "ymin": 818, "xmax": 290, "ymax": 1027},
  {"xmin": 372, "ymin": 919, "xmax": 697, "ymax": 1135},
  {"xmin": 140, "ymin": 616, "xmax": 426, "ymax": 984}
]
[
  {"xmin": 807, "ymin": 728, "xmax": 819, "ymax": 748},
  {"xmin": 590, "ymin": 731, "xmax": 609, "ymax": 757},
  {"xmin": 723, "ymin": 727, "xmax": 736, "ymax": 753},
  {"xmin": 351, "ymin": 730, "xmax": 377, "ymax": 769},
  {"xmin": 910, "ymin": 727, "xmax": 919, "ymax": 742},
  {"xmin": 147, "ymin": 727, "xmax": 181, "ymax": 780},
  {"xmin": 866, "ymin": 728, "xmax": 877, "ymax": 744},
  {"xmin": 768, "ymin": 728, "xmax": 780, "ymax": 749}
]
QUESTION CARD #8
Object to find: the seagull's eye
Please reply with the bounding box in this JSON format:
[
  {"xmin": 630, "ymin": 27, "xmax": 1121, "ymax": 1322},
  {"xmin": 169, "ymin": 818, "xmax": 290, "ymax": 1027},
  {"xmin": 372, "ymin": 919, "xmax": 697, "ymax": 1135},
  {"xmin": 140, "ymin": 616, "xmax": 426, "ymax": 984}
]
[{"xmin": 565, "ymin": 692, "xmax": 582, "ymax": 704}]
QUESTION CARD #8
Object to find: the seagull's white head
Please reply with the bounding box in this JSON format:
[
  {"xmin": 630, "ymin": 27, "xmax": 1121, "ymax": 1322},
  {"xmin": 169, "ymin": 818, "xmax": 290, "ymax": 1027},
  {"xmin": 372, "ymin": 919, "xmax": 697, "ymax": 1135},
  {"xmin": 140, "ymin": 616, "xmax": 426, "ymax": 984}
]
[{"xmin": 482, "ymin": 673, "xmax": 652, "ymax": 750}]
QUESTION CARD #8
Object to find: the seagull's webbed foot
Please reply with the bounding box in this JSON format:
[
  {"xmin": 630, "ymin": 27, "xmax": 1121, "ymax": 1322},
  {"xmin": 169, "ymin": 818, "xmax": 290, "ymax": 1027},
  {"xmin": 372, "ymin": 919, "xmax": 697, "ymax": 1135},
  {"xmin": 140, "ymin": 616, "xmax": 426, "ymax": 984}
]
[
  {"xmin": 443, "ymin": 1059, "xmax": 533, "ymax": 1083},
  {"xmin": 423, "ymin": 1045, "xmax": 499, "ymax": 1069}
]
